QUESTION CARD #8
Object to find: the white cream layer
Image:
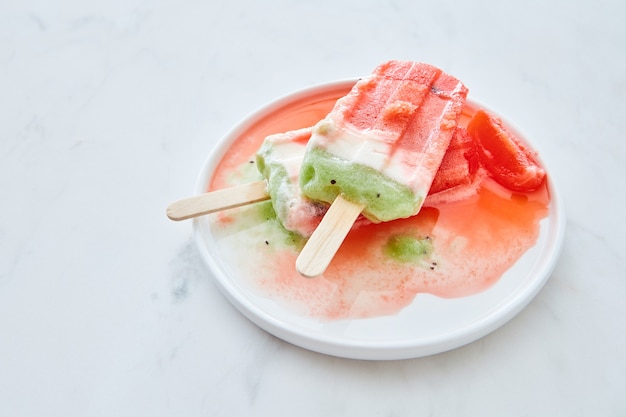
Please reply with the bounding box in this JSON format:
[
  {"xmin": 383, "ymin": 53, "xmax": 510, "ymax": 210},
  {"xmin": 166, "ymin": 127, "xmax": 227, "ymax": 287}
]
[{"xmin": 308, "ymin": 117, "xmax": 438, "ymax": 199}]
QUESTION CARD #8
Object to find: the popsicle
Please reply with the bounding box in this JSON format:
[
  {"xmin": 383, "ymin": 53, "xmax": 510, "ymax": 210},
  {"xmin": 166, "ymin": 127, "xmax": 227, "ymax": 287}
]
[
  {"xmin": 425, "ymin": 125, "xmax": 482, "ymax": 206},
  {"xmin": 255, "ymin": 124, "xmax": 480, "ymax": 236},
  {"xmin": 296, "ymin": 60, "xmax": 468, "ymax": 276},
  {"xmin": 255, "ymin": 127, "xmax": 327, "ymax": 237}
]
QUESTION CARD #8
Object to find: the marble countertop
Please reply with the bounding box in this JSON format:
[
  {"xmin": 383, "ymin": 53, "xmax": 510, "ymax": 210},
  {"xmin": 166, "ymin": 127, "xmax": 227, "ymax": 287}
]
[{"xmin": 1, "ymin": 0, "xmax": 624, "ymax": 415}]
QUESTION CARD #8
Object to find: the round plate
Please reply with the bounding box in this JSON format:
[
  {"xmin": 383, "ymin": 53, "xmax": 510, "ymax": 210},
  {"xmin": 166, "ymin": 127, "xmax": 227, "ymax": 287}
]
[{"xmin": 192, "ymin": 80, "xmax": 565, "ymax": 360}]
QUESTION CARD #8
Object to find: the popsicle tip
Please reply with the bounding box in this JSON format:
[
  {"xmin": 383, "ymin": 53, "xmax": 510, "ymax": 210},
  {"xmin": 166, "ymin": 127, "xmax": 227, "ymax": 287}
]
[
  {"xmin": 166, "ymin": 200, "xmax": 188, "ymax": 221},
  {"xmin": 295, "ymin": 256, "xmax": 327, "ymax": 278},
  {"xmin": 166, "ymin": 205, "xmax": 183, "ymax": 221}
]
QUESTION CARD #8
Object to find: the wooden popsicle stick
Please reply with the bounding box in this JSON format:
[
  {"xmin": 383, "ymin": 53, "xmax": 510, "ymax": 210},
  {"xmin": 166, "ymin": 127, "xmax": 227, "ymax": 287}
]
[
  {"xmin": 166, "ymin": 180, "xmax": 269, "ymax": 221},
  {"xmin": 296, "ymin": 194, "xmax": 365, "ymax": 278}
]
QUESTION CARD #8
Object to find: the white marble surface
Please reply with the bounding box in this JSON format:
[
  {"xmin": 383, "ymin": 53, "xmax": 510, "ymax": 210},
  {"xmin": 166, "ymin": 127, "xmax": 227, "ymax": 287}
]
[{"xmin": 1, "ymin": 0, "xmax": 624, "ymax": 415}]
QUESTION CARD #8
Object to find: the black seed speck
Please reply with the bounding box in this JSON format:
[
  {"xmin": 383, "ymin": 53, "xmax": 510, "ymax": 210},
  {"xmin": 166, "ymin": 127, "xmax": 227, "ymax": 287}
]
[
  {"xmin": 264, "ymin": 240, "xmax": 269, "ymax": 245},
  {"xmin": 376, "ymin": 193, "xmax": 380, "ymax": 198},
  {"xmin": 430, "ymin": 266, "xmax": 435, "ymax": 270},
  {"xmin": 330, "ymin": 179, "xmax": 336, "ymax": 184}
]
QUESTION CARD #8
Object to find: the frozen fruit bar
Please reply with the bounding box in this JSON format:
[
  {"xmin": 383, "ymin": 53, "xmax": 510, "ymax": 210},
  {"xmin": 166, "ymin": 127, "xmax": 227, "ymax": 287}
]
[
  {"xmin": 299, "ymin": 60, "xmax": 469, "ymax": 222},
  {"xmin": 256, "ymin": 127, "xmax": 328, "ymax": 237},
  {"xmin": 257, "ymin": 125, "xmax": 480, "ymax": 237},
  {"xmin": 425, "ymin": 126, "xmax": 483, "ymax": 206}
]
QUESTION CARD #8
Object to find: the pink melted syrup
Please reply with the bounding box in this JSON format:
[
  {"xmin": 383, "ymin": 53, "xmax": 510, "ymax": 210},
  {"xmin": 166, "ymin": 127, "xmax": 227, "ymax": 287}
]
[{"xmin": 207, "ymin": 85, "xmax": 550, "ymax": 321}]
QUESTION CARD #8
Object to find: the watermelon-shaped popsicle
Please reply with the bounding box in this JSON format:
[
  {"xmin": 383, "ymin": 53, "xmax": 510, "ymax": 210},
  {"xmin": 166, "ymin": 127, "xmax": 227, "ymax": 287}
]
[
  {"xmin": 256, "ymin": 127, "xmax": 327, "ymax": 237},
  {"xmin": 299, "ymin": 61, "xmax": 468, "ymax": 222},
  {"xmin": 297, "ymin": 60, "xmax": 468, "ymax": 276}
]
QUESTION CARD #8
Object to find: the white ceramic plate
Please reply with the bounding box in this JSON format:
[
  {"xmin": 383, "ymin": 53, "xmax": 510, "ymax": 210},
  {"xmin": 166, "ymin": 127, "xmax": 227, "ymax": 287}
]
[{"xmin": 192, "ymin": 80, "xmax": 566, "ymax": 360}]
